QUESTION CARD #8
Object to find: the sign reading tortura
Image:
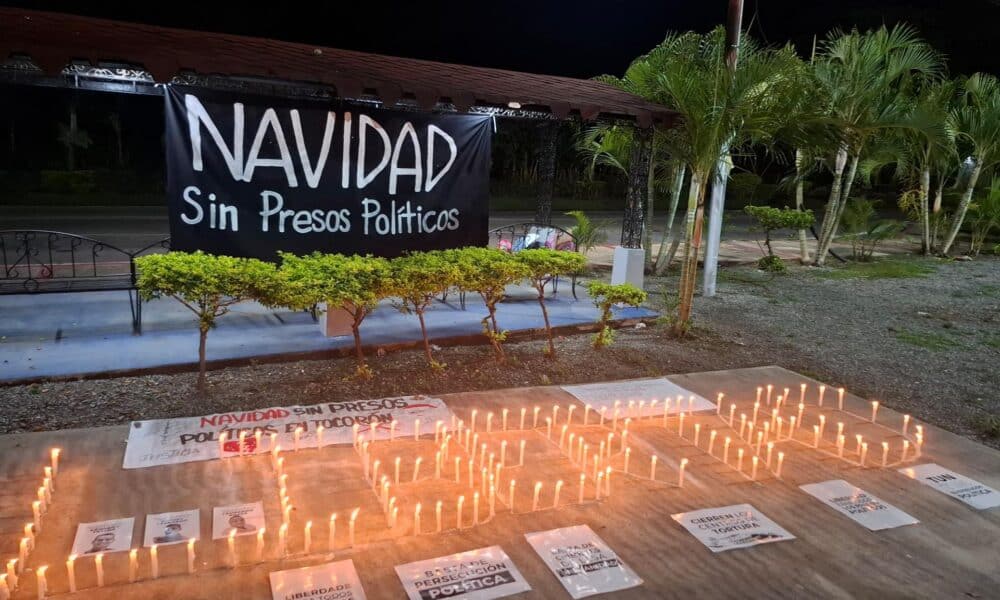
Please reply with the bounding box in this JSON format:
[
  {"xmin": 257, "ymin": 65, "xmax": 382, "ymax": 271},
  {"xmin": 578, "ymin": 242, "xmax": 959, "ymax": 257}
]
[{"xmin": 165, "ymin": 86, "xmax": 493, "ymax": 259}]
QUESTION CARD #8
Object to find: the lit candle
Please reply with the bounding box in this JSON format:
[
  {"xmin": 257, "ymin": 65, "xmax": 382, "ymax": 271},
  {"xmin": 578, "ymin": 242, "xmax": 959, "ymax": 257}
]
[
  {"xmin": 819, "ymin": 415, "xmax": 827, "ymax": 439},
  {"xmin": 881, "ymin": 442, "xmax": 890, "ymax": 467},
  {"xmin": 218, "ymin": 431, "xmax": 228, "ymax": 457},
  {"xmin": 277, "ymin": 523, "xmax": 288, "ymax": 557},
  {"xmin": 435, "ymin": 420, "xmax": 443, "ymax": 444},
  {"xmin": 783, "ymin": 388, "xmax": 790, "ymax": 405},
  {"xmin": 729, "ymin": 403, "xmax": 736, "ymax": 427},
  {"xmin": 23, "ymin": 524, "xmax": 34, "ymax": 552},
  {"xmin": 269, "ymin": 433, "xmax": 278, "ymax": 453},
  {"xmin": 837, "ymin": 435, "xmax": 846, "ymax": 457},
  {"xmin": 723, "ymin": 437, "xmax": 732, "ymax": 465},
  {"xmin": 756, "ymin": 430, "xmax": 764, "ymax": 454},
  {"xmin": 776, "ymin": 452, "xmax": 785, "ymax": 479},
  {"xmin": 860, "ymin": 442, "xmax": 869, "ymax": 467},
  {"xmin": 739, "ymin": 414, "xmax": 746, "ymax": 438},
  {"xmin": 567, "ymin": 405, "xmax": 577, "ymax": 425},
  {"xmin": 95, "ymin": 553, "xmax": 105, "ymax": 587},
  {"xmin": 390, "ymin": 419, "xmax": 397, "ymax": 442},
  {"xmin": 35, "ymin": 565, "xmax": 47, "ymax": 600},
  {"xmin": 457, "ymin": 496, "xmax": 465, "ymax": 529},
  {"xmin": 595, "ymin": 472, "xmax": 604, "ymax": 500},
  {"xmin": 799, "ymin": 382, "xmax": 807, "ymax": 404},
  {"xmin": 662, "ymin": 400, "xmax": 670, "ymax": 426},
  {"xmin": 737, "ymin": 448, "xmax": 744, "ymax": 473},
  {"xmin": 413, "ymin": 457, "xmax": 422, "ymax": 482},
  {"xmin": 789, "ymin": 416, "xmax": 797, "ymax": 437},
  {"xmin": 473, "ymin": 492, "xmax": 480, "ymax": 525},
  {"xmin": 50, "ymin": 448, "xmax": 60, "ymax": 478},
  {"xmin": 349, "ymin": 508, "xmax": 360, "ymax": 546},
  {"xmin": 679, "ymin": 412, "xmax": 686, "ymax": 437},
  {"xmin": 797, "ymin": 403, "xmax": 805, "ymax": 425},
  {"xmin": 532, "ymin": 482, "xmax": 543, "ymax": 511},
  {"xmin": 604, "ymin": 467, "xmax": 612, "ymax": 496},
  {"xmin": 600, "ymin": 406, "xmax": 608, "ymax": 426},
  {"xmin": 17, "ymin": 540, "xmax": 28, "ymax": 574},
  {"xmin": 533, "ymin": 406, "xmax": 541, "ymax": 428},
  {"xmin": 623, "ymin": 447, "xmax": 631, "ymax": 474},
  {"xmin": 751, "ymin": 456, "xmax": 759, "ymax": 481},
  {"xmin": 230, "ymin": 528, "xmax": 239, "ymax": 564},
  {"xmin": 257, "ymin": 528, "xmax": 266, "ymax": 561},
  {"xmin": 303, "ymin": 520, "xmax": 313, "ymax": 553},
  {"xmin": 708, "ymin": 430, "xmax": 717, "ymax": 456},
  {"xmin": 454, "ymin": 457, "xmax": 461, "ymax": 483},
  {"xmin": 650, "ymin": 455, "xmax": 658, "ymax": 480},
  {"xmin": 239, "ymin": 430, "xmax": 247, "ymax": 457},
  {"xmin": 717, "ymin": 393, "xmax": 724, "ymax": 414},
  {"xmin": 436, "ymin": 501, "xmax": 443, "ymax": 532},
  {"xmin": 766, "ymin": 384, "xmax": 773, "ymax": 405},
  {"xmin": 818, "ymin": 385, "xmax": 826, "ymax": 406},
  {"xmin": 519, "ymin": 439, "xmax": 526, "ymax": 466},
  {"xmin": 766, "ymin": 441, "xmax": 774, "ymax": 467},
  {"xmin": 371, "ymin": 460, "xmax": 381, "ymax": 486},
  {"xmin": 66, "ymin": 554, "xmax": 76, "ymax": 593},
  {"xmin": 414, "ymin": 419, "xmax": 421, "ymax": 440},
  {"xmin": 313, "ymin": 426, "xmax": 322, "ymax": 450},
  {"xmin": 6, "ymin": 560, "xmax": 16, "ymax": 591},
  {"xmin": 776, "ymin": 418, "xmax": 783, "ymax": 440},
  {"xmin": 560, "ymin": 425, "xmax": 568, "ymax": 450},
  {"xmin": 394, "ymin": 456, "xmax": 401, "ymax": 485},
  {"xmin": 902, "ymin": 440, "xmax": 910, "ymax": 462},
  {"xmin": 678, "ymin": 458, "xmax": 689, "ymax": 487},
  {"xmin": 855, "ymin": 434, "xmax": 863, "ymax": 454},
  {"xmin": 487, "ymin": 412, "xmax": 494, "ymax": 433},
  {"xmin": 520, "ymin": 407, "xmax": 527, "ymax": 430},
  {"xmin": 620, "ymin": 430, "xmax": 629, "ymax": 454},
  {"xmin": 502, "ymin": 408, "xmax": 509, "ymax": 431},
  {"xmin": 151, "ymin": 544, "xmax": 159, "ymax": 579},
  {"xmin": 584, "ymin": 404, "xmax": 591, "ymax": 425},
  {"xmin": 546, "ymin": 417, "xmax": 552, "ymax": 440},
  {"xmin": 753, "ymin": 402, "xmax": 760, "ymax": 423},
  {"xmin": 813, "ymin": 425, "xmax": 820, "ymax": 448},
  {"xmin": 837, "ymin": 421, "xmax": 844, "ymax": 439},
  {"xmin": 0, "ymin": 575, "xmax": 8, "ymax": 600},
  {"xmin": 837, "ymin": 387, "xmax": 845, "ymax": 410},
  {"xmin": 414, "ymin": 503, "xmax": 422, "ymax": 535},
  {"xmin": 694, "ymin": 423, "xmax": 701, "ymax": 447},
  {"xmin": 871, "ymin": 401, "xmax": 879, "ymax": 423},
  {"xmin": 552, "ymin": 479, "xmax": 564, "ymax": 508}
]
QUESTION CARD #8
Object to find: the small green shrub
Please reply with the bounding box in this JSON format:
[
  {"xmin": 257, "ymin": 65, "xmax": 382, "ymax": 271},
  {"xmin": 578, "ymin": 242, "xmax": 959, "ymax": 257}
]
[
  {"xmin": 586, "ymin": 282, "xmax": 647, "ymax": 348},
  {"xmin": 744, "ymin": 205, "xmax": 815, "ymax": 270},
  {"xmin": 839, "ymin": 198, "xmax": 904, "ymax": 261},
  {"xmin": 136, "ymin": 251, "xmax": 278, "ymax": 389},
  {"xmin": 390, "ymin": 251, "xmax": 462, "ymax": 369},
  {"xmin": 516, "ymin": 249, "xmax": 587, "ymax": 357},
  {"xmin": 565, "ymin": 210, "xmax": 608, "ymax": 255}
]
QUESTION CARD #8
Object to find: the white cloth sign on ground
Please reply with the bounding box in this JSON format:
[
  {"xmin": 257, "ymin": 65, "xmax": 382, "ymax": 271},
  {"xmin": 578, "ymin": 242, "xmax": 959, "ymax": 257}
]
[
  {"xmin": 524, "ymin": 524, "xmax": 642, "ymax": 599},
  {"xmin": 123, "ymin": 395, "xmax": 454, "ymax": 469},
  {"xmin": 143, "ymin": 509, "xmax": 200, "ymax": 547},
  {"xmin": 900, "ymin": 463, "xmax": 1000, "ymax": 510},
  {"xmin": 800, "ymin": 480, "xmax": 919, "ymax": 531},
  {"xmin": 269, "ymin": 559, "xmax": 366, "ymax": 600},
  {"xmin": 212, "ymin": 501, "xmax": 265, "ymax": 539},
  {"xmin": 672, "ymin": 504, "xmax": 795, "ymax": 553},
  {"xmin": 71, "ymin": 517, "xmax": 135, "ymax": 555},
  {"xmin": 561, "ymin": 378, "xmax": 714, "ymax": 418},
  {"xmin": 394, "ymin": 545, "xmax": 531, "ymax": 600}
]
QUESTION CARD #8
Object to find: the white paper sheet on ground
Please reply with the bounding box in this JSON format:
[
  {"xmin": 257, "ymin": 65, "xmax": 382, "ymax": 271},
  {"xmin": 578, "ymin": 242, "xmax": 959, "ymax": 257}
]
[
  {"xmin": 561, "ymin": 378, "xmax": 714, "ymax": 419},
  {"xmin": 143, "ymin": 509, "xmax": 200, "ymax": 547},
  {"xmin": 394, "ymin": 545, "xmax": 531, "ymax": 600},
  {"xmin": 899, "ymin": 463, "xmax": 1000, "ymax": 510},
  {"xmin": 123, "ymin": 395, "xmax": 454, "ymax": 469},
  {"xmin": 800, "ymin": 480, "xmax": 919, "ymax": 531},
  {"xmin": 71, "ymin": 517, "xmax": 135, "ymax": 555},
  {"xmin": 672, "ymin": 504, "xmax": 795, "ymax": 553},
  {"xmin": 269, "ymin": 559, "xmax": 366, "ymax": 600},
  {"xmin": 524, "ymin": 524, "xmax": 642, "ymax": 598},
  {"xmin": 212, "ymin": 501, "xmax": 265, "ymax": 539}
]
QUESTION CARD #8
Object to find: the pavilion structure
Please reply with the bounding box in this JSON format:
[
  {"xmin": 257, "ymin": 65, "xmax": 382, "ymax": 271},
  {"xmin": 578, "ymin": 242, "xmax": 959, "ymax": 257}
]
[{"xmin": 0, "ymin": 8, "xmax": 676, "ymax": 253}]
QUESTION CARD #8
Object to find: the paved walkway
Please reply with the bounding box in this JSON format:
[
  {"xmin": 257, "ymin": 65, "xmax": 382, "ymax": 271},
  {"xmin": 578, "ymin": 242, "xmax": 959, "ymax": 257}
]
[{"xmin": 0, "ymin": 284, "xmax": 656, "ymax": 382}]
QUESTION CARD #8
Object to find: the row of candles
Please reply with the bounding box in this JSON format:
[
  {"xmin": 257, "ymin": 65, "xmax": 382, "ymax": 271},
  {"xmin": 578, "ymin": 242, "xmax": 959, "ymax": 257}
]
[{"xmin": 2, "ymin": 448, "xmax": 59, "ymax": 600}]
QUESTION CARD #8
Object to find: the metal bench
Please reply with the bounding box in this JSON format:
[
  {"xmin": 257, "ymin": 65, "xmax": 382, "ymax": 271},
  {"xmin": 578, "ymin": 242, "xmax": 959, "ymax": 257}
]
[
  {"xmin": 0, "ymin": 230, "xmax": 170, "ymax": 334},
  {"xmin": 487, "ymin": 221, "xmax": 580, "ymax": 298}
]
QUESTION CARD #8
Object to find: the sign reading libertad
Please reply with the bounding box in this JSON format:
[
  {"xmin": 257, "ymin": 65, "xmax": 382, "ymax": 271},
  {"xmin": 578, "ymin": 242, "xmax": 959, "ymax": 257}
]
[{"xmin": 164, "ymin": 86, "xmax": 493, "ymax": 259}]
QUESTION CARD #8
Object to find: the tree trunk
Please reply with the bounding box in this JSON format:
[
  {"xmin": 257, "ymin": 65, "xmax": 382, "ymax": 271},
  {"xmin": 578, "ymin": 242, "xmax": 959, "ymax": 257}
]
[
  {"xmin": 351, "ymin": 318, "xmax": 366, "ymax": 364},
  {"xmin": 653, "ymin": 163, "xmax": 685, "ymax": 274},
  {"xmin": 703, "ymin": 151, "xmax": 732, "ymax": 297},
  {"xmin": 536, "ymin": 286, "xmax": 555, "ymax": 357},
  {"xmin": 197, "ymin": 326, "xmax": 208, "ymax": 391},
  {"xmin": 919, "ymin": 167, "xmax": 932, "ymax": 255},
  {"xmin": 940, "ymin": 160, "xmax": 983, "ymax": 255},
  {"xmin": 621, "ymin": 127, "xmax": 653, "ymax": 248},
  {"xmin": 67, "ymin": 103, "xmax": 77, "ymax": 172},
  {"xmin": 794, "ymin": 149, "xmax": 811, "ymax": 264},
  {"xmin": 533, "ymin": 122, "xmax": 557, "ymax": 225},
  {"xmin": 416, "ymin": 309, "xmax": 434, "ymax": 365},
  {"xmin": 674, "ymin": 169, "xmax": 706, "ymax": 336},
  {"xmin": 814, "ymin": 146, "xmax": 850, "ymax": 266},
  {"xmin": 643, "ymin": 150, "xmax": 656, "ymax": 271},
  {"xmin": 932, "ymin": 176, "xmax": 945, "ymax": 213}
]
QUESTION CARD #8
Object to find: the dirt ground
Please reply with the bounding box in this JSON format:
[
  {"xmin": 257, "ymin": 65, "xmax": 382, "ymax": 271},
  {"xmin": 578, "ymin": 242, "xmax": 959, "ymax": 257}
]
[{"xmin": 1, "ymin": 255, "xmax": 997, "ymax": 450}]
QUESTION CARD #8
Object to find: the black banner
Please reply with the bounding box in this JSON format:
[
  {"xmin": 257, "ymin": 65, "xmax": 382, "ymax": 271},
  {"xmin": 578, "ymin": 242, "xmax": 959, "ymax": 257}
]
[{"xmin": 164, "ymin": 86, "xmax": 492, "ymax": 259}]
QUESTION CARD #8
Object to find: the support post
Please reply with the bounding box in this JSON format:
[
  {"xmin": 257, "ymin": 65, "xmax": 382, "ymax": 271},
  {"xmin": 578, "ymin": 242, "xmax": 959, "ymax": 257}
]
[
  {"xmin": 533, "ymin": 122, "xmax": 557, "ymax": 225},
  {"xmin": 612, "ymin": 126, "xmax": 652, "ymax": 288}
]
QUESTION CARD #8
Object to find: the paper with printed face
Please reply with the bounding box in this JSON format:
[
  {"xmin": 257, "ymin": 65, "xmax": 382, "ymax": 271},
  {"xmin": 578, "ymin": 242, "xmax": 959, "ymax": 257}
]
[
  {"xmin": 900, "ymin": 463, "xmax": 1000, "ymax": 510},
  {"xmin": 524, "ymin": 524, "xmax": 642, "ymax": 598},
  {"xmin": 394, "ymin": 545, "xmax": 530, "ymax": 600},
  {"xmin": 800, "ymin": 480, "xmax": 919, "ymax": 530}
]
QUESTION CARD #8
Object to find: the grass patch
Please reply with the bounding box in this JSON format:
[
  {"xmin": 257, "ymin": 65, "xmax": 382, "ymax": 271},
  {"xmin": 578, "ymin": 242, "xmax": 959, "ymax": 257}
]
[
  {"xmin": 814, "ymin": 259, "xmax": 936, "ymax": 280},
  {"xmin": 975, "ymin": 414, "xmax": 1000, "ymax": 439},
  {"xmin": 895, "ymin": 328, "xmax": 960, "ymax": 351},
  {"xmin": 984, "ymin": 336, "xmax": 1000, "ymax": 350}
]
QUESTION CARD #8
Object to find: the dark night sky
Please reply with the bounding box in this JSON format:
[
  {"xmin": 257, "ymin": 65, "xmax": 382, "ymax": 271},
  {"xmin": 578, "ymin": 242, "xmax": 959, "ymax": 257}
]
[{"xmin": 4, "ymin": 0, "xmax": 1000, "ymax": 78}]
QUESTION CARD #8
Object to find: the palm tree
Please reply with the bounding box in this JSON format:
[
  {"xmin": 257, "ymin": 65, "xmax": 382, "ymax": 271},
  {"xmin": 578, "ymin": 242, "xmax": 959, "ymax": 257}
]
[
  {"xmin": 940, "ymin": 73, "xmax": 1000, "ymax": 255},
  {"xmin": 810, "ymin": 25, "xmax": 943, "ymax": 265},
  {"xmin": 635, "ymin": 28, "xmax": 804, "ymax": 334}
]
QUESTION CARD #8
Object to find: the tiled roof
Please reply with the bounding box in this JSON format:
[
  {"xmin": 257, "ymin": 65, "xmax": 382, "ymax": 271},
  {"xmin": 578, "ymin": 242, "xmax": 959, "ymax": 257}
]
[{"xmin": 0, "ymin": 8, "xmax": 675, "ymax": 126}]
